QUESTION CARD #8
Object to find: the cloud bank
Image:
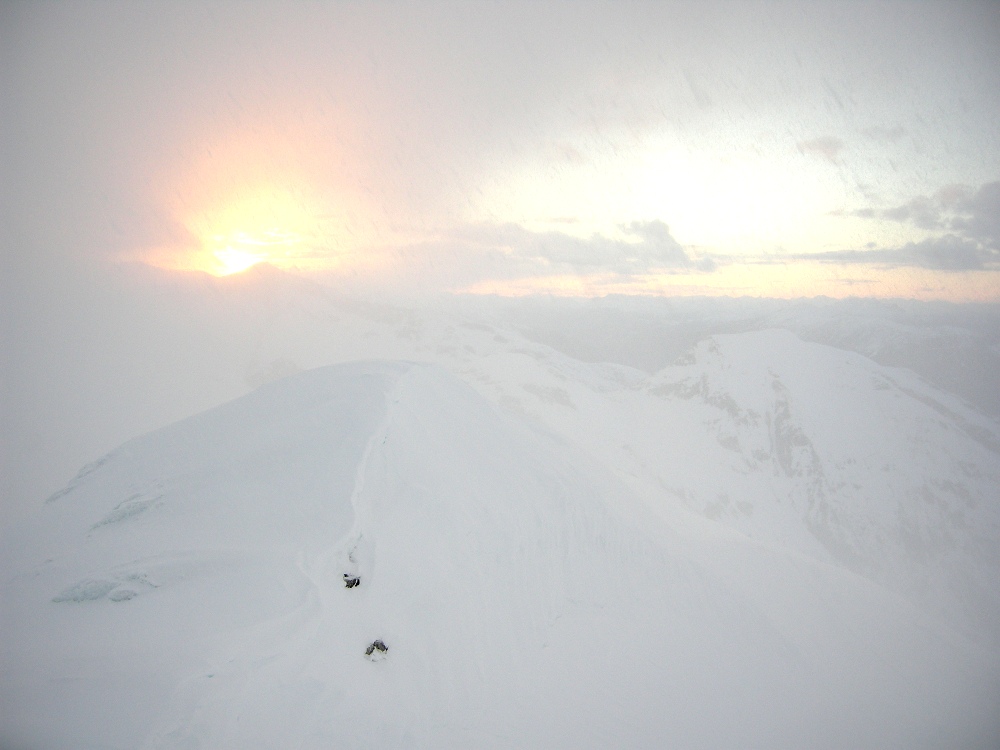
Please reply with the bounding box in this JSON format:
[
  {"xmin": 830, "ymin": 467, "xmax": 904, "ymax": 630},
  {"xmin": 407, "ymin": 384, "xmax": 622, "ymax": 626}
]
[
  {"xmin": 818, "ymin": 180, "xmax": 1000, "ymax": 271},
  {"xmin": 358, "ymin": 220, "xmax": 715, "ymax": 293},
  {"xmin": 795, "ymin": 235, "xmax": 996, "ymax": 272},
  {"xmin": 454, "ymin": 220, "xmax": 714, "ymax": 274}
]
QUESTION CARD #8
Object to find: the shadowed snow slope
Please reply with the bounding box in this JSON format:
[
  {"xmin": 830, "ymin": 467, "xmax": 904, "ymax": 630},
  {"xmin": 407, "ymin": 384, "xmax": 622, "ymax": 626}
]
[{"xmin": 2, "ymin": 362, "xmax": 999, "ymax": 748}]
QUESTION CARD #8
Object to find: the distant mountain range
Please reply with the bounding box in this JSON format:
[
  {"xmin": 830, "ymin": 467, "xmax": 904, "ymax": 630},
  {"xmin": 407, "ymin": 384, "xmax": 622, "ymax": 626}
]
[{"xmin": 5, "ymin": 261, "xmax": 1000, "ymax": 523}]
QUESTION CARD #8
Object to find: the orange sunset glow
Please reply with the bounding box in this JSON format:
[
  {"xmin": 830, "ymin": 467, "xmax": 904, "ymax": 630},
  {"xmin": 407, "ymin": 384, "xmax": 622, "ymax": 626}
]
[
  {"xmin": 187, "ymin": 186, "xmax": 314, "ymax": 276},
  {"xmin": 460, "ymin": 261, "xmax": 1000, "ymax": 302},
  {"xmin": 147, "ymin": 181, "xmax": 342, "ymax": 276},
  {"xmin": 140, "ymin": 108, "xmax": 367, "ymax": 277},
  {"xmin": 115, "ymin": 0, "xmax": 997, "ymax": 300}
]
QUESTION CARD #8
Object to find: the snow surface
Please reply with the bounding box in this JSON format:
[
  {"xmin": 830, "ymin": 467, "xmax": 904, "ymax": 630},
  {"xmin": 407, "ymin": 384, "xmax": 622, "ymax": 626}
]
[
  {"xmin": 3, "ymin": 356, "xmax": 1000, "ymax": 748},
  {"xmin": 6, "ymin": 263, "xmax": 1000, "ymax": 524}
]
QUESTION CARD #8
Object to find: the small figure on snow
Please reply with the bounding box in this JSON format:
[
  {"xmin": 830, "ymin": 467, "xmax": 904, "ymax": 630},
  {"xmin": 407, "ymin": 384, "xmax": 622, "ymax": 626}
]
[
  {"xmin": 343, "ymin": 573, "xmax": 360, "ymax": 588},
  {"xmin": 365, "ymin": 639, "xmax": 388, "ymax": 658}
]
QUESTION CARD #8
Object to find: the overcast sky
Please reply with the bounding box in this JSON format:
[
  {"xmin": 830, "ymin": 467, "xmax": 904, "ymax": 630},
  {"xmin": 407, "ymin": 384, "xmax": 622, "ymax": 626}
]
[{"xmin": 3, "ymin": 0, "xmax": 1000, "ymax": 299}]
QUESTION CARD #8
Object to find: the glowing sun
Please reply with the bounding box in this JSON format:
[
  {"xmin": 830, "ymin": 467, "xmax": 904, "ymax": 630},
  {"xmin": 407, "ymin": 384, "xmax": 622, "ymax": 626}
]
[
  {"xmin": 163, "ymin": 184, "xmax": 335, "ymax": 276},
  {"xmin": 207, "ymin": 228, "xmax": 301, "ymax": 276}
]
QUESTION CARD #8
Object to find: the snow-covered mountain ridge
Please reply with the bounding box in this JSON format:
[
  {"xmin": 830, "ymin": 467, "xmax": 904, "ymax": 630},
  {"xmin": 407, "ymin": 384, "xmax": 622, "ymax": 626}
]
[
  {"xmin": 426, "ymin": 324, "xmax": 1000, "ymax": 635},
  {"xmin": 7, "ymin": 262, "xmax": 1000, "ymax": 525},
  {"xmin": 4, "ymin": 266, "xmax": 1000, "ymax": 747},
  {"xmin": 2, "ymin": 359, "xmax": 999, "ymax": 748}
]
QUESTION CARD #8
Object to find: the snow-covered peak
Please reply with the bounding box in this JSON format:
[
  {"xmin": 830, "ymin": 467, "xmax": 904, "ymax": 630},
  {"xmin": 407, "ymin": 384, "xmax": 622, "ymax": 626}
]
[{"xmin": 3, "ymin": 361, "xmax": 998, "ymax": 748}]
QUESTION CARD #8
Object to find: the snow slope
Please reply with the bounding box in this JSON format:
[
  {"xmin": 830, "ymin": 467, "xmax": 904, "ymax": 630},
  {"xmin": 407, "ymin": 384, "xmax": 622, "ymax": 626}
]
[
  {"xmin": 7, "ymin": 262, "xmax": 1000, "ymax": 524},
  {"xmin": 447, "ymin": 294, "xmax": 1000, "ymax": 419},
  {"xmin": 2, "ymin": 361, "xmax": 998, "ymax": 749},
  {"xmin": 468, "ymin": 329, "xmax": 1000, "ymax": 635}
]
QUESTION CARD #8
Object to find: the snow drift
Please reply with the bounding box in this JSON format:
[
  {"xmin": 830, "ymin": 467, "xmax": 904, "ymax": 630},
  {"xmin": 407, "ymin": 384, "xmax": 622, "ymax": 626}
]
[{"xmin": 2, "ymin": 361, "xmax": 998, "ymax": 749}]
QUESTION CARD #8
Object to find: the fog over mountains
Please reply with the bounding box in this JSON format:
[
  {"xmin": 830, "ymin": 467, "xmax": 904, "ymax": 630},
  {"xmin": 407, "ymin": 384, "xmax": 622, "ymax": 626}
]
[
  {"xmin": 2, "ymin": 263, "xmax": 1000, "ymax": 748},
  {"xmin": 5, "ymin": 261, "xmax": 1000, "ymax": 521},
  {"xmin": 5, "ymin": 2, "xmax": 1000, "ymax": 745}
]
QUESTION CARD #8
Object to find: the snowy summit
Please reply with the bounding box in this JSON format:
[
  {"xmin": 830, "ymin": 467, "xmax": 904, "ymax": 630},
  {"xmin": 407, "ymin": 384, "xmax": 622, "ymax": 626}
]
[{"xmin": 2, "ymin": 358, "xmax": 998, "ymax": 748}]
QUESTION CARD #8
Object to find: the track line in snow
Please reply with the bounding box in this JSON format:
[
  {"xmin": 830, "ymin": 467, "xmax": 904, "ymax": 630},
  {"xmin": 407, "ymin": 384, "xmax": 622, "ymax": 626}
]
[{"xmin": 140, "ymin": 368, "xmax": 412, "ymax": 748}]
